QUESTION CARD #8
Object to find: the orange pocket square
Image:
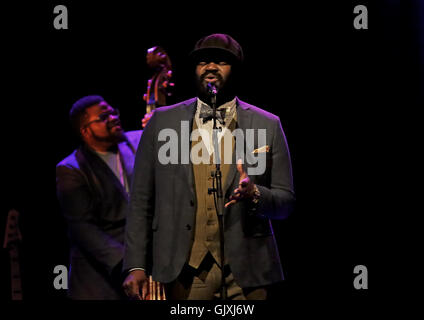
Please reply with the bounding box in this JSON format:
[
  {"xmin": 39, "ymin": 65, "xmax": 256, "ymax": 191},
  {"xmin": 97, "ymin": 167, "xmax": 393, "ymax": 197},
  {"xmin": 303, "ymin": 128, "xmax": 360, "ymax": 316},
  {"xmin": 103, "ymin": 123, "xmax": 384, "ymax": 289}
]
[{"xmin": 252, "ymin": 145, "xmax": 270, "ymax": 154}]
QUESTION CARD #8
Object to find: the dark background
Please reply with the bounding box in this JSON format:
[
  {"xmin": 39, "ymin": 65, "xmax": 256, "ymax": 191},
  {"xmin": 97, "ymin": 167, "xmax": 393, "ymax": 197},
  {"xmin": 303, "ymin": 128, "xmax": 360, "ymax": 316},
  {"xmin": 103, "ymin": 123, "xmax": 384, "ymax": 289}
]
[{"xmin": 0, "ymin": 0, "xmax": 419, "ymax": 310}]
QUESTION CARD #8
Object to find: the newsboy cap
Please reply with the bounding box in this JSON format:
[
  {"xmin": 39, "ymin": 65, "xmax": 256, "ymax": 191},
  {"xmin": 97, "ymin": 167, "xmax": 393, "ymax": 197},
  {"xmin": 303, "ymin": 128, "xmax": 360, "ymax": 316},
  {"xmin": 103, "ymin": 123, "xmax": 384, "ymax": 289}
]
[{"xmin": 190, "ymin": 33, "xmax": 244, "ymax": 64}]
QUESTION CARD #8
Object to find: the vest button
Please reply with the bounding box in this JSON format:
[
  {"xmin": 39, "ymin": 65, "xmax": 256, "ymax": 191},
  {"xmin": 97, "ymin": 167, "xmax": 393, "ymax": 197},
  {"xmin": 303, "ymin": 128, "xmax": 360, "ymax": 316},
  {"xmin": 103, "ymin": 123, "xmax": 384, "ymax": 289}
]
[
  {"xmin": 186, "ymin": 224, "xmax": 191, "ymax": 230},
  {"xmin": 190, "ymin": 200, "xmax": 194, "ymax": 206}
]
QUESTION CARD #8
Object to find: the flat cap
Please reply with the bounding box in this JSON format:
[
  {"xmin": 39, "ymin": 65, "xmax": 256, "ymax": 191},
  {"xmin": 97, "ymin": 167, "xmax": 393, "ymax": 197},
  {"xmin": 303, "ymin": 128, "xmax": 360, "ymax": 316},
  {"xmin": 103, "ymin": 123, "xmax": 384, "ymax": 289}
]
[{"xmin": 190, "ymin": 33, "xmax": 243, "ymax": 64}]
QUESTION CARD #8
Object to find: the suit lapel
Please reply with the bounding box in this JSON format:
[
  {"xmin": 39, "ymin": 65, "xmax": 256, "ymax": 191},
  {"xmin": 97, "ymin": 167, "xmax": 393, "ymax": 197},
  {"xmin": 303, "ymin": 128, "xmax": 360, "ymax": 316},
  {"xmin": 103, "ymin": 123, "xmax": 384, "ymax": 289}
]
[
  {"xmin": 81, "ymin": 144, "xmax": 130, "ymax": 202},
  {"xmin": 223, "ymin": 98, "xmax": 253, "ymax": 198},
  {"xmin": 118, "ymin": 139, "xmax": 136, "ymax": 187},
  {"xmin": 180, "ymin": 99, "xmax": 197, "ymax": 199}
]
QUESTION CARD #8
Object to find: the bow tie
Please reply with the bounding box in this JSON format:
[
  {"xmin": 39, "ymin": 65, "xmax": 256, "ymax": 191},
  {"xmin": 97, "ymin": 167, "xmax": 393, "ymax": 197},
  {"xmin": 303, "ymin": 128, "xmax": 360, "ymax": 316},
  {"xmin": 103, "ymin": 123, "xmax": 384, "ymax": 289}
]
[{"xmin": 199, "ymin": 104, "xmax": 226, "ymax": 125}]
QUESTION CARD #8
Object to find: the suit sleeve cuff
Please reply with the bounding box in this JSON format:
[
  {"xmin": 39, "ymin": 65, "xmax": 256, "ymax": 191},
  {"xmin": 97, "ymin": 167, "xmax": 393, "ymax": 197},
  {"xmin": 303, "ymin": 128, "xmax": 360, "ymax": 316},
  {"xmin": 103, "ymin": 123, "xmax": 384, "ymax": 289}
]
[{"xmin": 128, "ymin": 267, "xmax": 146, "ymax": 273}]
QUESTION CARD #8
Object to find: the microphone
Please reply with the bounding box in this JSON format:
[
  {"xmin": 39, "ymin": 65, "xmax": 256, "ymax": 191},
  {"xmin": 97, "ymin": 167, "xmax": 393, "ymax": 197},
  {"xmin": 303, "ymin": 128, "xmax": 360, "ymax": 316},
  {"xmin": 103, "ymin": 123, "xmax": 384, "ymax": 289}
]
[{"xmin": 207, "ymin": 82, "xmax": 218, "ymax": 96}]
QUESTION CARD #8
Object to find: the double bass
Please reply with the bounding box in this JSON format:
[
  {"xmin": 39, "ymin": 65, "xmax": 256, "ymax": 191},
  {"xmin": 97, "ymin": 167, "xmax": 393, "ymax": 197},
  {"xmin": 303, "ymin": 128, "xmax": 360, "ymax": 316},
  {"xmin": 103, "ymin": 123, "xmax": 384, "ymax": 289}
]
[
  {"xmin": 143, "ymin": 46, "xmax": 173, "ymax": 300},
  {"xmin": 143, "ymin": 46, "xmax": 174, "ymax": 116}
]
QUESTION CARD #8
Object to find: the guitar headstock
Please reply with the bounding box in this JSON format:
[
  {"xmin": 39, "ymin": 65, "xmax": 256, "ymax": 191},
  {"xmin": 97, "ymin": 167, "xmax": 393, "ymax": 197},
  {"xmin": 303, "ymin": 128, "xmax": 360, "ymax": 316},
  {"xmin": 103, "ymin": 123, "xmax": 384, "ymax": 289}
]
[{"xmin": 3, "ymin": 209, "xmax": 22, "ymax": 249}]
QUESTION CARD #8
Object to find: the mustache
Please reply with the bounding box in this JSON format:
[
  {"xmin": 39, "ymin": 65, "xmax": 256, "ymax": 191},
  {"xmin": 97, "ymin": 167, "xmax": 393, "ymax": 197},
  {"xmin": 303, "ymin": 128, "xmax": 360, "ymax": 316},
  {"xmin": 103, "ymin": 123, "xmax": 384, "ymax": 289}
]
[{"xmin": 107, "ymin": 119, "xmax": 121, "ymax": 129}]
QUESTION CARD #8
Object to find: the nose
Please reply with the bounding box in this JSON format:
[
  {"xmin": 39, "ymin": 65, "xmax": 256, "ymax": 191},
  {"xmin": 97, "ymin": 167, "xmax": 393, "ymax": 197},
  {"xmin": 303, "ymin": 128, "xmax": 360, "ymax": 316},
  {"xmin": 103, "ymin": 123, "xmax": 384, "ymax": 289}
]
[
  {"xmin": 205, "ymin": 62, "xmax": 219, "ymax": 70},
  {"xmin": 107, "ymin": 111, "xmax": 120, "ymax": 123}
]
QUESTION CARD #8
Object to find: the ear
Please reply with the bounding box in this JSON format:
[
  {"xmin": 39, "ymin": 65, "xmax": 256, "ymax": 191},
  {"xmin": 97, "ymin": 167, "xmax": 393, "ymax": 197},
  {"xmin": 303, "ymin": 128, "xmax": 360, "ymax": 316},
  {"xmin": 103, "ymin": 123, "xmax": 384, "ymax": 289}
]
[{"xmin": 80, "ymin": 126, "xmax": 90, "ymax": 140}]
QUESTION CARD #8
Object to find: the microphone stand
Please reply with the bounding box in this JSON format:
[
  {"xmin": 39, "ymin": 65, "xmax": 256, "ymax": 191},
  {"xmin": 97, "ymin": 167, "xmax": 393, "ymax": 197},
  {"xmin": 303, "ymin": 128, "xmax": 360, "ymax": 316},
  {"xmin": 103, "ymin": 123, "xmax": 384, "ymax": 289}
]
[{"xmin": 207, "ymin": 84, "xmax": 227, "ymax": 300}]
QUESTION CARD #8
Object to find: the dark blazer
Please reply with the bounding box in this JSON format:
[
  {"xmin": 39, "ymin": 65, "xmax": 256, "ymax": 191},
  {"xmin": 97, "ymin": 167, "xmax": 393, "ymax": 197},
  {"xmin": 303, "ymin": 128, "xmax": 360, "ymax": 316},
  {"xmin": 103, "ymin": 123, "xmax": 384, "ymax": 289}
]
[
  {"xmin": 123, "ymin": 98, "xmax": 295, "ymax": 289},
  {"xmin": 56, "ymin": 130, "xmax": 141, "ymax": 299}
]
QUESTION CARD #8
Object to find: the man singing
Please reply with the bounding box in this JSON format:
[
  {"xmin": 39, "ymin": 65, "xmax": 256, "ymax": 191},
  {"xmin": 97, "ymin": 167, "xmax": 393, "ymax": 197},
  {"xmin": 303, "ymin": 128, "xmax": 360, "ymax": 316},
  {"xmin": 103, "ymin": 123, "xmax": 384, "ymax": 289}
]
[{"xmin": 123, "ymin": 34, "xmax": 295, "ymax": 300}]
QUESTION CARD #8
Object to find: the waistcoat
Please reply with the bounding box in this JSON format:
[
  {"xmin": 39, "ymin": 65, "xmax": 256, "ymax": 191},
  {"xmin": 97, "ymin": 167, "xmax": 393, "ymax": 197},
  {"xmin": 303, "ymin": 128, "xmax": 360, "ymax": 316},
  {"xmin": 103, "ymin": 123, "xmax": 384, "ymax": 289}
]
[{"xmin": 188, "ymin": 117, "xmax": 236, "ymax": 268}]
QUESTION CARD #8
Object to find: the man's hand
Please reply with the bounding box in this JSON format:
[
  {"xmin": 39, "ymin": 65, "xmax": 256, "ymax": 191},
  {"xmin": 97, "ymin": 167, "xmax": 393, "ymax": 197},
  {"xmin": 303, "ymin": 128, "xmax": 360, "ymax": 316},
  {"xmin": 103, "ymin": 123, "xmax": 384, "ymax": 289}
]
[
  {"xmin": 225, "ymin": 160, "xmax": 256, "ymax": 208},
  {"xmin": 122, "ymin": 269, "xmax": 149, "ymax": 300},
  {"xmin": 141, "ymin": 111, "xmax": 154, "ymax": 128}
]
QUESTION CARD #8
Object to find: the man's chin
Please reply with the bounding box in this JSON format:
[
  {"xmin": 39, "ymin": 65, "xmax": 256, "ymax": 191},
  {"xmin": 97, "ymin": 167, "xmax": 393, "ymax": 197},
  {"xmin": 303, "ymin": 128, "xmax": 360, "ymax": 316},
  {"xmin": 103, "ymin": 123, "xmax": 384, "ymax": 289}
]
[{"xmin": 112, "ymin": 130, "xmax": 127, "ymax": 143}]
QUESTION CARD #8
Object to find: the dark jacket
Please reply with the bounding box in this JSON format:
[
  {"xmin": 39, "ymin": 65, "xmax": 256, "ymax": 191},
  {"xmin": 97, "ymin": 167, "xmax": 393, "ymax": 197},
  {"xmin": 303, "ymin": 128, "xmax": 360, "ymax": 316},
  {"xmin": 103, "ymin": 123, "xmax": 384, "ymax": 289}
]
[
  {"xmin": 123, "ymin": 98, "xmax": 295, "ymax": 288},
  {"xmin": 56, "ymin": 130, "xmax": 141, "ymax": 299}
]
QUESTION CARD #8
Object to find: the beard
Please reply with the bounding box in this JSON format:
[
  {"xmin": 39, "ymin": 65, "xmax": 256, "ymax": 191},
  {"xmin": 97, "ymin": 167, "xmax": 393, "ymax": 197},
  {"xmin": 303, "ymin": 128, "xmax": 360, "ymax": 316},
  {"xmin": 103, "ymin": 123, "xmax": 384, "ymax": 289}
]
[
  {"xmin": 109, "ymin": 130, "xmax": 127, "ymax": 144},
  {"xmin": 91, "ymin": 125, "xmax": 127, "ymax": 146},
  {"xmin": 195, "ymin": 72, "xmax": 237, "ymax": 106}
]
